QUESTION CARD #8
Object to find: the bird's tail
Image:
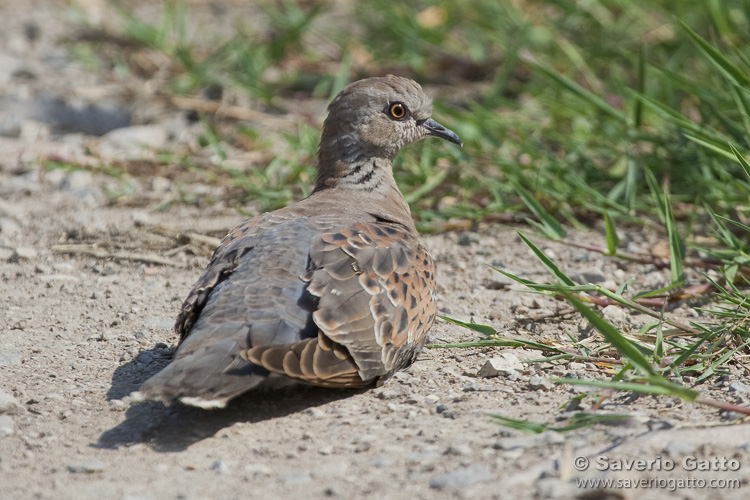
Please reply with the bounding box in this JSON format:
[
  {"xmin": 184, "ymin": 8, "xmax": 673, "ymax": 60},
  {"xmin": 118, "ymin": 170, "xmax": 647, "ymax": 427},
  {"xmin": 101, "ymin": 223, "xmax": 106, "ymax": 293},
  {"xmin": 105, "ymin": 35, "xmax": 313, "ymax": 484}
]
[{"xmin": 130, "ymin": 337, "xmax": 263, "ymax": 409}]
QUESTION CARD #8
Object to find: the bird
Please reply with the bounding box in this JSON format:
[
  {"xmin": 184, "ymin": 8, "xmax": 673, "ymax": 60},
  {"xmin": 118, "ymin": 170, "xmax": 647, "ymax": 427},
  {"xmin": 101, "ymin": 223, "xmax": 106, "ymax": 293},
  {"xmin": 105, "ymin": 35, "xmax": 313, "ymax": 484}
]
[{"xmin": 132, "ymin": 75, "xmax": 462, "ymax": 408}]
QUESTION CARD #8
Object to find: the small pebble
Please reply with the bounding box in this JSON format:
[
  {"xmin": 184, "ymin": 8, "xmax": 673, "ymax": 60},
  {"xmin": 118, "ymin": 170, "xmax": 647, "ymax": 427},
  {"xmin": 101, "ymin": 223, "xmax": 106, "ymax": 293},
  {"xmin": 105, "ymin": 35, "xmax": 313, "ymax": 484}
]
[
  {"xmin": 0, "ymin": 352, "xmax": 22, "ymax": 367},
  {"xmin": 444, "ymin": 444, "xmax": 471, "ymax": 456},
  {"xmin": 210, "ymin": 460, "xmax": 230, "ymax": 474},
  {"xmin": 244, "ymin": 464, "xmax": 272, "ymax": 476},
  {"xmin": 570, "ymin": 271, "xmax": 606, "ymax": 284},
  {"xmin": 528, "ymin": 376, "xmax": 554, "ymax": 391},
  {"xmin": 457, "ymin": 232, "xmax": 480, "ymax": 246},
  {"xmin": 367, "ymin": 456, "xmax": 393, "ymax": 468},
  {"xmin": 430, "ymin": 464, "xmax": 491, "ymax": 489},
  {"xmin": 602, "ymin": 305, "xmax": 627, "ymax": 325},
  {"xmin": 0, "ymin": 390, "xmax": 24, "ymax": 416},
  {"xmin": 282, "ymin": 473, "xmax": 311, "ymax": 485},
  {"xmin": 477, "ymin": 353, "xmax": 522, "ymax": 378},
  {"xmin": 8, "ymin": 247, "xmax": 37, "ymax": 262},
  {"xmin": 68, "ymin": 458, "xmax": 105, "ymax": 473},
  {"xmin": 728, "ymin": 381, "xmax": 750, "ymax": 395},
  {"xmin": 0, "ymin": 416, "xmax": 14, "ymax": 436},
  {"xmin": 663, "ymin": 440, "xmax": 698, "ymax": 456},
  {"xmin": 302, "ymin": 407, "xmax": 325, "ymax": 418},
  {"xmin": 376, "ymin": 387, "xmax": 406, "ymax": 399}
]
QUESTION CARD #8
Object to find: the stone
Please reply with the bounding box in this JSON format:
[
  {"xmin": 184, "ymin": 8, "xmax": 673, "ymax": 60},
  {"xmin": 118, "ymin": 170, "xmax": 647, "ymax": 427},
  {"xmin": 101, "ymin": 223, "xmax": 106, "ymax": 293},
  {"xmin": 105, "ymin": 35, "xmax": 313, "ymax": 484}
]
[
  {"xmin": 458, "ymin": 231, "xmax": 480, "ymax": 246},
  {"xmin": 528, "ymin": 376, "xmax": 554, "ymax": 391},
  {"xmin": 210, "ymin": 460, "xmax": 230, "ymax": 474},
  {"xmin": 151, "ymin": 176, "xmax": 172, "ymax": 192},
  {"xmin": 66, "ymin": 170, "xmax": 95, "ymax": 190},
  {"xmin": 0, "ymin": 390, "xmax": 25, "ymax": 415},
  {"xmin": 601, "ymin": 305, "xmax": 627, "ymax": 326},
  {"xmin": 444, "ymin": 444, "xmax": 471, "ymax": 456},
  {"xmin": 663, "ymin": 440, "xmax": 698, "ymax": 456},
  {"xmin": 405, "ymin": 451, "xmax": 441, "ymax": 465},
  {"xmin": 100, "ymin": 124, "xmax": 169, "ymax": 157},
  {"xmin": 0, "ymin": 218, "xmax": 20, "ymax": 237},
  {"xmin": 68, "ymin": 458, "xmax": 106, "ymax": 473},
  {"xmin": 376, "ymin": 386, "xmax": 407, "ymax": 399},
  {"xmin": 728, "ymin": 381, "xmax": 750, "ymax": 395},
  {"xmin": 570, "ymin": 271, "xmax": 606, "ymax": 284},
  {"xmin": 281, "ymin": 473, "xmax": 311, "ymax": 485},
  {"xmin": 538, "ymin": 430, "xmax": 565, "ymax": 445},
  {"xmin": 493, "ymin": 430, "xmax": 564, "ymax": 451},
  {"xmin": 244, "ymin": 463, "xmax": 272, "ymax": 476},
  {"xmin": 8, "ymin": 247, "xmax": 36, "ymax": 262},
  {"xmin": 367, "ymin": 456, "xmax": 393, "ymax": 468},
  {"xmin": 0, "ymin": 351, "xmax": 22, "ymax": 367},
  {"xmin": 0, "ymin": 415, "xmax": 14, "ymax": 437},
  {"xmin": 429, "ymin": 464, "xmax": 491, "ymax": 489},
  {"xmin": 318, "ymin": 445, "xmax": 333, "ymax": 455},
  {"xmin": 477, "ymin": 353, "xmax": 523, "ymax": 378}
]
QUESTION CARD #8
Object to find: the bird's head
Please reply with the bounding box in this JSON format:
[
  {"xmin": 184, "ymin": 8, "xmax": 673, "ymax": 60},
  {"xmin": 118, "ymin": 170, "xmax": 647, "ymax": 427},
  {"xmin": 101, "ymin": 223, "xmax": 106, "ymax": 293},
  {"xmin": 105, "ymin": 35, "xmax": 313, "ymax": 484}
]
[{"xmin": 318, "ymin": 75, "xmax": 462, "ymax": 167}]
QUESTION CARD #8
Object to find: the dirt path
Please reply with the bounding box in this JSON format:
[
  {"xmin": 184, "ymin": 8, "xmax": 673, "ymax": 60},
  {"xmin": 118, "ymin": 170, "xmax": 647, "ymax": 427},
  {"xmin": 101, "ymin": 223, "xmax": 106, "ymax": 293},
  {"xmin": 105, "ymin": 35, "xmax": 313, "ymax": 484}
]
[{"xmin": 1, "ymin": 2, "xmax": 748, "ymax": 499}]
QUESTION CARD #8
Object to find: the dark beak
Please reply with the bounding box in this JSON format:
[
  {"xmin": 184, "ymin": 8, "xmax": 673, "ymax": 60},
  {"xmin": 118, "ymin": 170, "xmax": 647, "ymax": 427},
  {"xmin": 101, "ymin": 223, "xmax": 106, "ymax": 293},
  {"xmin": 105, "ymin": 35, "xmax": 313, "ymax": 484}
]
[{"xmin": 421, "ymin": 118, "xmax": 462, "ymax": 147}]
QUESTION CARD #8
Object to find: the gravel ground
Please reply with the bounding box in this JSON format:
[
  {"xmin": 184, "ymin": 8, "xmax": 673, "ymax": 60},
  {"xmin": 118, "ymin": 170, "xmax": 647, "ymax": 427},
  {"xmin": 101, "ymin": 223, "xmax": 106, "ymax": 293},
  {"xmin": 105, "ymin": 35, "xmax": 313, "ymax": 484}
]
[{"xmin": 1, "ymin": 2, "xmax": 749, "ymax": 499}]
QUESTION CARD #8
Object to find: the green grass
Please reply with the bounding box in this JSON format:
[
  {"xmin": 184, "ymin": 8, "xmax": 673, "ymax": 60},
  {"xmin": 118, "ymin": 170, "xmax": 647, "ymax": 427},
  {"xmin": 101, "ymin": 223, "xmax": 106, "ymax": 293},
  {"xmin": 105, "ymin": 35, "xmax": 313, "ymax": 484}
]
[
  {"xmin": 72, "ymin": 0, "xmax": 750, "ymax": 428},
  {"xmin": 441, "ymin": 217, "xmax": 750, "ymax": 423},
  {"xmin": 72, "ymin": 1, "xmax": 750, "ymax": 223}
]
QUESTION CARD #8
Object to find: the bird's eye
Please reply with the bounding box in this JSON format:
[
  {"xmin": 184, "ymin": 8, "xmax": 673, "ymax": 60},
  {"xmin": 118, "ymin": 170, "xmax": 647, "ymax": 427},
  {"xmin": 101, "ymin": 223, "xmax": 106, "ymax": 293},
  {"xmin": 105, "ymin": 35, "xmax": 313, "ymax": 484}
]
[{"xmin": 387, "ymin": 102, "xmax": 408, "ymax": 120}]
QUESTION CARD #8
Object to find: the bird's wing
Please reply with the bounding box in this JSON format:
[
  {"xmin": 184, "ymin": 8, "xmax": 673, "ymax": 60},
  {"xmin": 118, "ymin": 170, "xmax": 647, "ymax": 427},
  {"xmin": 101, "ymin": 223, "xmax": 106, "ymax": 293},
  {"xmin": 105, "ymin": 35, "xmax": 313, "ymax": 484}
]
[
  {"xmin": 243, "ymin": 221, "xmax": 437, "ymax": 387},
  {"xmin": 136, "ymin": 215, "xmax": 322, "ymax": 406},
  {"xmin": 174, "ymin": 217, "xmax": 263, "ymax": 343}
]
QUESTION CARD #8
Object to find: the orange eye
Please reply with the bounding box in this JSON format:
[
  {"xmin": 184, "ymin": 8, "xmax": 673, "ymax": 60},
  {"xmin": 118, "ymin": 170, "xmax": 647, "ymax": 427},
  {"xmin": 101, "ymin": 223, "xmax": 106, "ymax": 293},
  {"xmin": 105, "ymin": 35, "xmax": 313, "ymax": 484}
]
[{"xmin": 389, "ymin": 102, "xmax": 407, "ymax": 120}]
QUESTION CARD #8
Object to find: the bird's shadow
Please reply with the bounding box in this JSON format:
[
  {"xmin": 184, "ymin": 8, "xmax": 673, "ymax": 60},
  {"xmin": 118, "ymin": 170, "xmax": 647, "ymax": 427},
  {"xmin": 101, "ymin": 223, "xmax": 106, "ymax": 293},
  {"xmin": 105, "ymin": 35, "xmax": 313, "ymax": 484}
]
[{"xmin": 97, "ymin": 347, "xmax": 362, "ymax": 453}]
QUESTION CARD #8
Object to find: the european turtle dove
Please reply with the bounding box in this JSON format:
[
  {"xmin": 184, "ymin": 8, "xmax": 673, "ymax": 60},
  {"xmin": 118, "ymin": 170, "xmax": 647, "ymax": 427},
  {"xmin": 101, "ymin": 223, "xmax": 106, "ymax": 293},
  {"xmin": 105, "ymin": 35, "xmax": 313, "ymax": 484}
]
[{"xmin": 133, "ymin": 76, "xmax": 462, "ymax": 408}]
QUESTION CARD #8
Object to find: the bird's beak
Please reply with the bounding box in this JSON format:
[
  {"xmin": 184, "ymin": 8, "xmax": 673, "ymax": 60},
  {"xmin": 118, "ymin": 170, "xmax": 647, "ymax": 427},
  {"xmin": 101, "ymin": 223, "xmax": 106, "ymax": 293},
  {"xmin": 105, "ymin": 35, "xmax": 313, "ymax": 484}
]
[{"xmin": 421, "ymin": 118, "xmax": 462, "ymax": 147}]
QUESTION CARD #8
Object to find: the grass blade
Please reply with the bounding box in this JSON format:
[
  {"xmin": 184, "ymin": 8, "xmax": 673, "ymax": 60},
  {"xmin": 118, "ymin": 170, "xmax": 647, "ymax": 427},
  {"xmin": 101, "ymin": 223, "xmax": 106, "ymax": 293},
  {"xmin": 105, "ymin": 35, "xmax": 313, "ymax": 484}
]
[
  {"xmin": 634, "ymin": 42, "xmax": 646, "ymax": 128},
  {"xmin": 633, "ymin": 281, "xmax": 685, "ymax": 299},
  {"xmin": 644, "ymin": 168, "xmax": 684, "ymax": 283},
  {"xmin": 730, "ymin": 143, "xmax": 750, "ymax": 181},
  {"xmin": 563, "ymin": 292, "xmax": 655, "ymax": 376},
  {"xmin": 517, "ymin": 232, "xmax": 575, "ymax": 286},
  {"xmin": 552, "ymin": 378, "xmax": 699, "ymax": 400},
  {"xmin": 604, "ymin": 212, "xmax": 619, "ymax": 255},
  {"xmin": 488, "ymin": 413, "xmax": 630, "ymax": 434},
  {"xmin": 439, "ymin": 316, "xmax": 496, "ymax": 337},
  {"xmin": 512, "ymin": 181, "xmax": 566, "ymax": 239},
  {"xmin": 678, "ymin": 18, "xmax": 750, "ymax": 86},
  {"xmin": 683, "ymin": 134, "xmax": 736, "ymax": 160},
  {"xmin": 662, "ymin": 184, "xmax": 685, "ymax": 284},
  {"xmin": 522, "ymin": 57, "xmax": 629, "ymax": 122}
]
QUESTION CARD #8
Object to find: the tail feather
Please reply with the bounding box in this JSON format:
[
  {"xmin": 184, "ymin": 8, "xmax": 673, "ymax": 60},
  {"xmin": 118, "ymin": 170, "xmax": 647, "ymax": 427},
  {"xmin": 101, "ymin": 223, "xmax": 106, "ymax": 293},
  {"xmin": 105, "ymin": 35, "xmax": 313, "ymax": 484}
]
[{"xmin": 131, "ymin": 338, "xmax": 263, "ymax": 409}]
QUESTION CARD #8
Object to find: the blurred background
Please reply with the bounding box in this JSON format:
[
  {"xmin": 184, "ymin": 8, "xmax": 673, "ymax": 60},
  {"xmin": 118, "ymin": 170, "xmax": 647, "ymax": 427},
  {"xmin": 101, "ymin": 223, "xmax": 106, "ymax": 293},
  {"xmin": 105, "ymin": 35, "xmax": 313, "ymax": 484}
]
[{"xmin": 3, "ymin": 0, "xmax": 750, "ymax": 231}]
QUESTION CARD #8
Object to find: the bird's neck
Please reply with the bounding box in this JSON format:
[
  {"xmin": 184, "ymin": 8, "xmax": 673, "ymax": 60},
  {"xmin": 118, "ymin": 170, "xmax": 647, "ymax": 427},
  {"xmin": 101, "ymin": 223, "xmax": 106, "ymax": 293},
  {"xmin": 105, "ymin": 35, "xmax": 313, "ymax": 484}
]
[
  {"xmin": 314, "ymin": 123, "xmax": 401, "ymax": 193},
  {"xmin": 313, "ymin": 157, "xmax": 415, "ymax": 229},
  {"xmin": 314, "ymin": 157, "xmax": 392, "ymax": 193}
]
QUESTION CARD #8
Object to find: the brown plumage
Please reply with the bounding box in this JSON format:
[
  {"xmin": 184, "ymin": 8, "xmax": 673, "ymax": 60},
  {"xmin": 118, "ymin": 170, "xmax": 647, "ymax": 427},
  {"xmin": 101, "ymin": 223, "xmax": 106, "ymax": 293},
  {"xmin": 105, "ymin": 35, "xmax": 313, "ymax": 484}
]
[{"xmin": 132, "ymin": 76, "xmax": 462, "ymax": 408}]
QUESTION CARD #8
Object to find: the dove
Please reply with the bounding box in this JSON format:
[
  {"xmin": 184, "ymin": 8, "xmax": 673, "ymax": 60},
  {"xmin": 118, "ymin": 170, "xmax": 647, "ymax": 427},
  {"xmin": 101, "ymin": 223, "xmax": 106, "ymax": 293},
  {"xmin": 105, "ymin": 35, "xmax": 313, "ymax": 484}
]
[{"xmin": 133, "ymin": 75, "xmax": 462, "ymax": 408}]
